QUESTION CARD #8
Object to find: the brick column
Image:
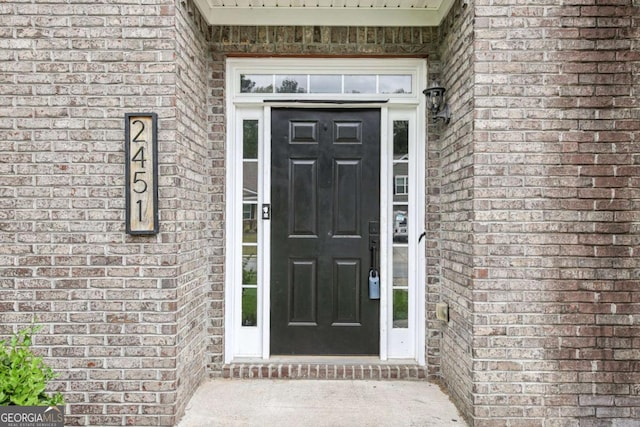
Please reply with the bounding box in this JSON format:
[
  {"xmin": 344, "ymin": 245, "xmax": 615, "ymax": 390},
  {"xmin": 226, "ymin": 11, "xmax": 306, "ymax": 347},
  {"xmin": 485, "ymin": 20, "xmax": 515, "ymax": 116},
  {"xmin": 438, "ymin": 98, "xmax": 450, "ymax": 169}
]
[
  {"xmin": 470, "ymin": 0, "xmax": 640, "ymax": 425},
  {"xmin": 0, "ymin": 0, "xmax": 210, "ymax": 425}
]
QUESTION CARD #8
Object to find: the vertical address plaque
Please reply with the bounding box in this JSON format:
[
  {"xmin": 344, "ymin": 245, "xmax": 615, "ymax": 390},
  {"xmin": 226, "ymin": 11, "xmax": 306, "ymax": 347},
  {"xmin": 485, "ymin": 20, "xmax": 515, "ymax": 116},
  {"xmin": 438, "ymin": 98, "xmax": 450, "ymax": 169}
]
[{"xmin": 125, "ymin": 113, "xmax": 158, "ymax": 235}]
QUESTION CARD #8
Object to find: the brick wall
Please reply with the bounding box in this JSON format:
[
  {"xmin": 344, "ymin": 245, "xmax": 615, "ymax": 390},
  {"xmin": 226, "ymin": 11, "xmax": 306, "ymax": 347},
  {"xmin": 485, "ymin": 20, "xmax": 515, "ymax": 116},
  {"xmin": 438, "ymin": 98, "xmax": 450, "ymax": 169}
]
[
  {"xmin": 205, "ymin": 48, "xmax": 226, "ymax": 373},
  {"xmin": 209, "ymin": 26, "xmax": 438, "ymax": 56},
  {"xmin": 4, "ymin": 1, "xmax": 636, "ymax": 424},
  {"xmin": 173, "ymin": 0, "xmax": 210, "ymax": 422},
  {"xmin": 435, "ymin": 0, "xmax": 476, "ymax": 421},
  {"xmin": 0, "ymin": 0, "xmax": 209, "ymax": 425},
  {"xmin": 472, "ymin": 0, "xmax": 640, "ymax": 425}
]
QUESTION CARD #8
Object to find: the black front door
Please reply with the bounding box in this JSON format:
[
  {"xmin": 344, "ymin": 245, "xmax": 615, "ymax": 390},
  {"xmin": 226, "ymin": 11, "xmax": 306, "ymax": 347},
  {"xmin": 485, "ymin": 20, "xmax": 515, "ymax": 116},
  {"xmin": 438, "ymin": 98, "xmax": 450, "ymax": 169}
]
[{"xmin": 270, "ymin": 108, "xmax": 381, "ymax": 355}]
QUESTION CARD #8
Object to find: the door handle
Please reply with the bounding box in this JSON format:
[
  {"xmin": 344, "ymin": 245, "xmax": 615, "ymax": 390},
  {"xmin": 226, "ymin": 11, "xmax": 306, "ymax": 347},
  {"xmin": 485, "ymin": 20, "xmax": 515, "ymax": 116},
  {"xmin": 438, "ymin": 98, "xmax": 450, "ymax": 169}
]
[
  {"xmin": 368, "ymin": 221, "xmax": 380, "ymax": 300},
  {"xmin": 369, "ymin": 238, "xmax": 377, "ymax": 271},
  {"xmin": 418, "ymin": 231, "xmax": 426, "ymax": 243},
  {"xmin": 368, "ymin": 240, "xmax": 380, "ymax": 300},
  {"xmin": 368, "ymin": 221, "xmax": 380, "ymax": 270}
]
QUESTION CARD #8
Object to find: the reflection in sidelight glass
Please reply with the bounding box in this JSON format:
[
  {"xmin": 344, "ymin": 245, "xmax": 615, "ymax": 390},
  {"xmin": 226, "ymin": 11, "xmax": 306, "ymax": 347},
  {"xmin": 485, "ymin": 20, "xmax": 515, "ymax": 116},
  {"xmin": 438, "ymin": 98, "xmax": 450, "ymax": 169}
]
[
  {"xmin": 393, "ymin": 246, "xmax": 408, "ymax": 284},
  {"xmin": 242, "ymin": 257, "xmax": 257, "ymax": 286},
  {"xmin": 242, "ymin": 288, "xmax": 258, "ymax": 326},
  {"xmin": 393, "ymin": 289, "xmax": 408, "ymax": 327},
  {"xmin": 394, "ymin": 174, "xmax": 408, "ymax": 197},
  {"xmin": 243, "ymin": 204, "xmax": 257, "ymax": 244},
  {"xmin": 393, "ymin": 238, "xmax": 408, "ymax": 329},
  {"xmin": 243, "ymin": 162, "xmax": 258, "ymax": 202},
  {"xmin": 393, "ymin": 207, "xmax": 408, "ymax": 244},
  {"xmin": 393, "ymin": 120, "xmax": 409, "ymax": 157},
  {"xmin": 243, "ymin": 120, "xmax": 258, "ymax": 159}
]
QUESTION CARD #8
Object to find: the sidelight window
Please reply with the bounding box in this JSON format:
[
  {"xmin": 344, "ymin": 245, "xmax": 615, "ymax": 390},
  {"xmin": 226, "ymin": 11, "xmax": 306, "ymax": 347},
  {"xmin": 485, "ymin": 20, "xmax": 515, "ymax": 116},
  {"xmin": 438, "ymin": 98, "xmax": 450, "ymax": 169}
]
[
  {"xmin": 241, "ymin": 120, "xmax": 259, "ymax": 327},
  {"xmin": 392, "ymin": 120, "xmax": 409, "ymax": 328}
]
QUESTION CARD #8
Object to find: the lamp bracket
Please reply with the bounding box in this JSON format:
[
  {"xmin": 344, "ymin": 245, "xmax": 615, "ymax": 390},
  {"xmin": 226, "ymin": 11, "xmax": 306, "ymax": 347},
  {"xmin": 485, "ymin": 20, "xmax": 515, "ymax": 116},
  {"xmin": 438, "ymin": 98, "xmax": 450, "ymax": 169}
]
[{"xmin": 432, "ymin": 103, "xmax": 451, "ymax": 125}]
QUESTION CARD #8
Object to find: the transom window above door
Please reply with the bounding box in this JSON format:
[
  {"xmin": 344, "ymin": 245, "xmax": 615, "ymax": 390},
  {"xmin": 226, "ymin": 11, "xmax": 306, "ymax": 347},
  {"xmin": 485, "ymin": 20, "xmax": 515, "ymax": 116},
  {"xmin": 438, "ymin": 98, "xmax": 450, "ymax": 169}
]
[
  {"xmin": 240, "ymin": 74, "xmax": 413, "ymax": 95},
  {"xmin": 228, "ymin": 59, "xmax": 424, "ymax": 103}
]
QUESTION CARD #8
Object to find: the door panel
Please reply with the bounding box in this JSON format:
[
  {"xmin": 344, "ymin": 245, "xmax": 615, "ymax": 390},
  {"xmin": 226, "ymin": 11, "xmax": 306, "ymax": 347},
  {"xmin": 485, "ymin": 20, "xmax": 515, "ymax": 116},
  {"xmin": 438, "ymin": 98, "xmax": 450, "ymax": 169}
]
[
  {"xmin": 271, "ymin": 108, "xmax": 380, "ymax": 355},
  {"xmin": 289, "ymin": 259, "xmax": 317, "ymax": 325},
  {"xmin": 290, "ymin": 160, "xmax": 318, "ymax": 236},
  {"xmin": 333, "ymin": 160, "xmax": 361, "ymax": 236},
  {"xmin": 333, "ymin": 259, "xmax": 361, "ymax": 325}
]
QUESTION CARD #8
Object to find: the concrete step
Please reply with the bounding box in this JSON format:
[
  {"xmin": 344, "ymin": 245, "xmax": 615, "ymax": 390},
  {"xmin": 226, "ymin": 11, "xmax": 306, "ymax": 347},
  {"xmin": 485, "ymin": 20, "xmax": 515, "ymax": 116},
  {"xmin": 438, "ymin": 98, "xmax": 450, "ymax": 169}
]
[
  {"xmin": 177, "ymin": 379, "xmax": 468, "ymax": 427},
  {"xmin": 222, "ymin": 362, "xmax": 428, "ymax": 380}
]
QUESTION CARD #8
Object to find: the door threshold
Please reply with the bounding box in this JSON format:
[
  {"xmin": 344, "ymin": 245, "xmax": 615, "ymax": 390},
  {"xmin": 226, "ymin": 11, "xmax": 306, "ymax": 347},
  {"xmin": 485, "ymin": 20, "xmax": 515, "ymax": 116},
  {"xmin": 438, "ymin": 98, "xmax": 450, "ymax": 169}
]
[
  {"xmin": 233, "ymin": 356, "xmax": 417, "ymax": 365},
  {"xmin": 222, "ymin": 358, "xmax": 427, "ymax": 380}
]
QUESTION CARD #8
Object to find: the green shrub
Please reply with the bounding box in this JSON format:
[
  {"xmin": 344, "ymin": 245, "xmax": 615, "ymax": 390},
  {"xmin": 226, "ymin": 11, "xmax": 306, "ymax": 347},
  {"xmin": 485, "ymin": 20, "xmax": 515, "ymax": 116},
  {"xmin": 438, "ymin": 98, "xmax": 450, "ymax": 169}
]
[{"xmin": 0, "ymin": 325, "xmax": 64, "ymax": 406}]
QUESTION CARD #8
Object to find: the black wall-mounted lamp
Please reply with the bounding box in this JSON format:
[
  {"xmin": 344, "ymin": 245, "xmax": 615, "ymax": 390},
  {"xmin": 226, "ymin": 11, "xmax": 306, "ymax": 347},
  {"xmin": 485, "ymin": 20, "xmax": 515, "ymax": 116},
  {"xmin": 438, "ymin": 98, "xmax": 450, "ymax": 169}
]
[{"xmin": 423, "ymin": 81, "xmax": 451, "ymax": 125}]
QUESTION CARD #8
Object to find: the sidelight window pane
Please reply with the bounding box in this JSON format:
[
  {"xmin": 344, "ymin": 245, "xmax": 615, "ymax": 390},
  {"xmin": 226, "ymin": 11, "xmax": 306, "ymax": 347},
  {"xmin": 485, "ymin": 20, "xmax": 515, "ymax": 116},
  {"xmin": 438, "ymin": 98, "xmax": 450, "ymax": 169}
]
[
  {"xmin": 393, "ymin": 120, "xmax": 409, "ymax": 157},
  {"xmin": 243, "ymin": 120, "xmax": 259, "ymax": 159},
  {"xmin": 243, "ymin": 204, "xmax": 257, "ymax": 243},
  {"xmin": 242, "ymin": 246, "xmax": 257, "ymax": 285},
  {"xmin": 240, "ymin": 116, "xmax": 260, "ymax": 330},
  {"xmin": 242, "ymin": 288, "xmax": 258, "ymax": 326},
  {"xmin": 392, "ymin": 207, "xmax": 408, "ymax": 244},
  {"xmin": 392, "ymin": 246, "xmax": 408, "ymax": 286},
  {"xmin": 243, "ymin": 161, "xmax": 258, "ymax": 202},
  {"xmin": 393, "ymin": 289, "xmax": 408, "ymax": 327}
]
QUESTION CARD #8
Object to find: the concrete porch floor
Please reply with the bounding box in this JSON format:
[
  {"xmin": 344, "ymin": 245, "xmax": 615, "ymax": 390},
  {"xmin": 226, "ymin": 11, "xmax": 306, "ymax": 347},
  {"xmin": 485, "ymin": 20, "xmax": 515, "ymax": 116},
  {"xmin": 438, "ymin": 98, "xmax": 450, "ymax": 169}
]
[{"xmin": 177, "ymin": 379, "xmax": 468, "ymax": 427}]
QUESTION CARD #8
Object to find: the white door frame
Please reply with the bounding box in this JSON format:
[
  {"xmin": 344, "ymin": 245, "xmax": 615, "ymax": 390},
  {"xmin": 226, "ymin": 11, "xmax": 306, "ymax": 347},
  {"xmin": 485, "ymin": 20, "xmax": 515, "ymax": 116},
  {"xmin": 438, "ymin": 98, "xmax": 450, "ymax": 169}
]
[{"xmin": 224, "ymin": 58, "xmax": 427, "ymax": 364}]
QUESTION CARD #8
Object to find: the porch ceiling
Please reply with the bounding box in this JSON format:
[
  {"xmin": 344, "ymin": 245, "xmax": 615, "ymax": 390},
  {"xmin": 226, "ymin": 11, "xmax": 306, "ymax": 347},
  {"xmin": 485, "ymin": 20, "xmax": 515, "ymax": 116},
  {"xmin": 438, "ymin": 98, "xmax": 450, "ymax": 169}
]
[{"xmin": 193, "ymin": 0, "xmax": 455, "ymax": 27}]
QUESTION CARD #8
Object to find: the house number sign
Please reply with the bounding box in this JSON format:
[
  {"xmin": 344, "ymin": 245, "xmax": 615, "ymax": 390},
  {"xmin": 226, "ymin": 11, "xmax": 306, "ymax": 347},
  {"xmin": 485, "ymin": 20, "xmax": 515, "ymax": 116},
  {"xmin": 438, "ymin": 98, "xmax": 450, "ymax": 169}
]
[{"xmin": 125, "ymin": 113, "xmax": 158, "ymax": 235}]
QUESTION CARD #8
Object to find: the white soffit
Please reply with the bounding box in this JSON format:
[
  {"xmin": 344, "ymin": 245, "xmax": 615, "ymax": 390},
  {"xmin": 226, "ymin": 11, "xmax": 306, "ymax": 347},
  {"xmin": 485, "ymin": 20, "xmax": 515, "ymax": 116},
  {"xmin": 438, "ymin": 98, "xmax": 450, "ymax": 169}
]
[{"xmin": 193, "ymin": 0, "xmax": 455, "ymax": 27}]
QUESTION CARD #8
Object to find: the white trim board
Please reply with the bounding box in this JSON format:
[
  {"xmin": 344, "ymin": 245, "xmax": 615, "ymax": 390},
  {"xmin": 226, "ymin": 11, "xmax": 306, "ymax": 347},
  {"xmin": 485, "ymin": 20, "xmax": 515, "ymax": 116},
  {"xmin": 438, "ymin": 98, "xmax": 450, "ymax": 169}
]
[{"xmin": 193, "ymin": 1, "xmax": 456, "ymax": 26}]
